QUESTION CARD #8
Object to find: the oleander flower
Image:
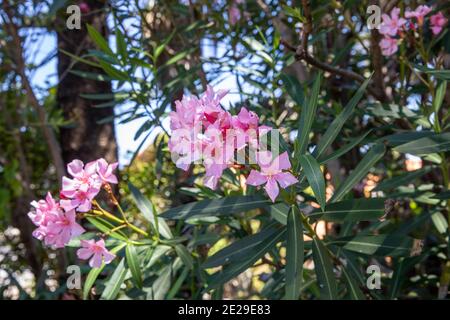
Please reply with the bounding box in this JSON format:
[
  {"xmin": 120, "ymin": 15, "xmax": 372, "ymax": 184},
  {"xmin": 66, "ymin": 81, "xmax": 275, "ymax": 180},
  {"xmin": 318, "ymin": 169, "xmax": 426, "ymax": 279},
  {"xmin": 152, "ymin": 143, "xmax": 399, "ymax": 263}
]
[
  {"xmin": 60, "ymin": 160, "xmax": 102, "ymax": 212},
  {"xmin": 96, "ymin": 158, "xmax": 119, "ymax": 184},
  {"xmin": 246, "ymin": 151, "xmax": 298, "ymax": 202},
  {"xmin": 380, "ymin": 36, "xmax": 398, "ymax": 56},
  {"xmin": 77, "ymin": 239, "xmax": 116, "ymax": 268},
  {"xmin": 430, "ymin": 12, "xmax": 448, "ymax": 35},
  {"xmin": 405, "ymin": 5, "xmax": 431, "ymax": 26},
  {"xmin": 380, "ymin": 7, "xmax": 406, "ymax": 36}
]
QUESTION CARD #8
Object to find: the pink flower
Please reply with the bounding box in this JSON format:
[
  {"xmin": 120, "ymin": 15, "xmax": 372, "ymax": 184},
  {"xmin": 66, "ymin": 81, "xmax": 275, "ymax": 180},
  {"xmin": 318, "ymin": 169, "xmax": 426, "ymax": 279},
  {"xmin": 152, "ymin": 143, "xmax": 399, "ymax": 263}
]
[
  {"xmin": 430, "ymin": 12, "xmax": 448, "ymax": 35},
  {"xmin": 380, "ymin": 8, "xmax": 406, "ymax": 36},
  {"xmin": 44, "ymin": 210, "xmax": 85, "ymax": 248},
  {"xmin": 229, "ymin": 5, "xmax": 241, "ymax": 25},
  {"xmin": 199, "ymin": 85, "xmax": 229, "ymax": 126},
  {"xmin": 246, "ymin": 151, "xmax": 298, "ymax": 202},
  {"xmin": 379, "ymin": 37, "xmax": 398, "ymax": 56},
  {"xmin": 405, "ymin": 5, "xmax": 432, "ymax": 25},
  {"xmin": 60, "ymin": 160, "xmax": 102, "ymax": 212},
  {"xmin": 77, "ymin": 239, "xmax": 115, "ymax": 268},
  {"xmin": 170, "ymin": 95, "xmax": 202, "ymax": 131},
  {"xmin": 29, "ymin": 193, "xmax": 85, "ymax": 248},
  {"xmin": 79, "ymin": 2, "xmax": 90, "ymax": 14},
  {"xmin": 28, "ymin": 192, "xmax": 60, "ymax": 227},
  {"xmin": 96, "ymin": 158, "xmax": 119, "ymax": 184}
]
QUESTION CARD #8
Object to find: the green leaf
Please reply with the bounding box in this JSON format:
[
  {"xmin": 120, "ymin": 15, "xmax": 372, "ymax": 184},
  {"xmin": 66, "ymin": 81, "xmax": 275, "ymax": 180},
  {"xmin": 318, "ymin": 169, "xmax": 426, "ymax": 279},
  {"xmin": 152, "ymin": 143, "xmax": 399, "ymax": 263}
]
[
  {"xmin": 202, "ymin": 223, "xmax": 280, "ymax": 268},
  {"xmin": 314, "ymin": 76, "xmax": 371, "ymax": 159},
  {"xmin": 160, "ymin": 195, "xmax": 270, "ymax": 220},
  {"xmin": 87, "ymin": 24, "xmax": 115, "ymax": 57},
  {"xmin": 174, "ymin": 244, "xmax": 193, "ymax": 270},
  {"xmin": 431, "ymin": 211, "xmax": 448, "ymax": 234},
  {"xmin": 126, "ymin": 244, "xmax": 142, "ymax": 289},
  {"xmin": 382, "ymin": 131, "xmax": 436, "ymax": 146},
  {"xmin": 86, "ymin": 217, "xmax": 128, "ymax": 242},
  {"xmin": 328, "ymin": 234, "xmax": 415, "ymax": 257},
  {"xmin": 83, "ymin": 265, "xmax": 105, "ymax": 300},
  {"xmin": 318, "ymin": 130, "xmax": 372, "ymax": 164},
  {"xmin": 267, "ymin": 203, "xmax": 290, "ymax": 225},
  {"xmin": 297, "ymin": 73, "xmax": 322, "ymax": 155},
  {"xmin": 299, "ymin": 154, "xmax": 326, "ymax": 211},
  {"xmin": 312, "ymin": 236, "xmax": 338, "ymax": 300},
  {"xmin": 148, "ymin": 265, "xmax": 172, "ymax": 300},
  {"xmin": 388, "ymin": 255, "xmax": 423, "ymax": 299},
  {"xmin": 433, "ymin": 80, "xmax": 447, "ymax": 114},
  {"xmin": 100, "ymin": 258, "xmax": 128, "ymax": 300},
  {"xmin": 309, "ymin": 198, "xmax": 385, "ymax": 222},
  {"xmin": 341, "ymin": 265, "xmax": 365, "ymax": 300},
  {"xmin": 280, "ymin": 73, "xmax": 304, "ymax": 106},
  {"xmin": 59, "ymin": 48, "xmax": 101, "ymax": 68},
  {"xmin": 432, "ymin": 190, "xmax": 450, "ymax": 200},
  {"xmin": 374, "ymin": 167, "xmax": 432, "ymax": 191},
  {"xmin": 70, "ymin": 70, "xmax": 114, "ymax": 82},
  {"xmin": 83, "ymin": 243, "xmax": 125, "ymax": 300},
  {"xmin": 285, "ymin": 206, "xmax": 304, "ymax": 300},
  {"xmin": 98, "ymin": 61, "xmax": 129, "ymax": 81},
  {"xmin": 207, "ymin": 229, "xmax": 286, "ymax": 288},
  {"xmin": 330, "ymin": 143, "xmax": 385, "ymax": 202},
  {"xmin": 115, "ymin": 29, "xmax": 127, "ymax": 61},
  {"xmin": 128, "ymin": 182, "xmax": 172, "ymax": 239},
  {"xmin": 393, "ymin": 132, "xmax": 450, "ymax": 155}
]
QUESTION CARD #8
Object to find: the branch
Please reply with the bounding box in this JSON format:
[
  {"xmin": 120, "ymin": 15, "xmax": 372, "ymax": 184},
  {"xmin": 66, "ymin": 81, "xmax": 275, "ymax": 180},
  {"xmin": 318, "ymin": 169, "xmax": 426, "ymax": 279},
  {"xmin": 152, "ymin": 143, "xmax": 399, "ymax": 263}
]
[
  {"xmin": 1, "ymin": 5, "xmax": 66, "ymax": 183},
  {"xmin": 285, "ymin": 0, "xmax": 387, "ymax": 102}
]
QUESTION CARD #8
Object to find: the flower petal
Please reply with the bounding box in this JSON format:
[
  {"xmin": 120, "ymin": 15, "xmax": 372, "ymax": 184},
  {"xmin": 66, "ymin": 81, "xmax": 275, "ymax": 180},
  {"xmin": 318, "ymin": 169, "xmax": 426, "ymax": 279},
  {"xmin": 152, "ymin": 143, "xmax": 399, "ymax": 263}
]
[
  {"xmin": 264, "ymin": 178, "xmax": 279, "ymax": 202},
  {"xmin": 246, "ymin": 170, "xmax": 267, "ymax": 186},
  {"xmin": 274, "ymin": 172, "xmax": 299, "ymax": 189}
]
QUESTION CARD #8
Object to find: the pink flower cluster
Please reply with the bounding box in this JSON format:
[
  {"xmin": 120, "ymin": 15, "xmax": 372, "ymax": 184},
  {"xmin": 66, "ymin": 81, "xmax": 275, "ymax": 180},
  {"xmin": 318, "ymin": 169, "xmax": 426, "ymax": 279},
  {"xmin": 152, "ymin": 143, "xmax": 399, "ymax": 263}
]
[
  {"xmin": 379, "ymin": 6, "xmax": 447, "ymax": 56},
  {"xmin": 169, "ymin": 86, "xmax": 298, "ymax": 202},
  {"xmin": 28, "ymin": 158, "xmax": 117, "ymax": 267}
]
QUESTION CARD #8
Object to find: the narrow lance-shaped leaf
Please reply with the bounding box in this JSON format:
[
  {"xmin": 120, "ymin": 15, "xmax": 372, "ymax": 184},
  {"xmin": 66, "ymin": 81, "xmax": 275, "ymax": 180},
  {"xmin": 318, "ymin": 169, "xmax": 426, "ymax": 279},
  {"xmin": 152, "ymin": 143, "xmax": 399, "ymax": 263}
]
[
  {"xmin": 341, "ymin": 265, "xmax": 365, "ymax": 300},
  {"xmin": 160, "ymin": 195, "xmax": 270, "ymax": 220},
  {"xmin": 308, "ymin": 198, "xmax": 386, "ymax": 222},
  {"xmin": 207, "ymin": 229, "xmax": 286, "ymax": 288},
  {"xmin": 318, "ymin": 130, "xmax": 372, "ymax": 164},
  {"xmin": 393, "ymin": 132, "xmax": 450, "ymax": 155},
  {"xmin": 328, "ymin": 234, "xmax": 415, "ymax": 257},
  {"xmin": 330, "ymin": 143, "xmax": 385, "ymax": 202},
  {"xmin": 83, "ymin": 243, "xmax": 126, "ymax": 300},
  {"xmin": 297, "ymin": 73, "xmax": 322, "ymax": 156},
  {"xmin": 128, "ymin": 182, "xmax": 173, "ymax": 239},
  {"xmin": 86, "ymin": 24, "xmax": 115, "ymax": 57},
  {"xmin": 100, "ymin": 258, "xmax": 128, "ymax": 300},
  {"xmin": 299, "ymin": 154, "xmax": 326, "ymax": 211},
  {"xmin": 312, "ymin": 236, "xmax": 338, "ymax": 300},
  {"xmin": 315, "ymin": 76, "xmax": 371, "ymax": 159},
  {"xmin": 285, "ymin": 205, "xmax": 304, "ymax": 300},
  {"xmin": 125, "ymin": 244, "xmax": 142, "ymax": 289}
]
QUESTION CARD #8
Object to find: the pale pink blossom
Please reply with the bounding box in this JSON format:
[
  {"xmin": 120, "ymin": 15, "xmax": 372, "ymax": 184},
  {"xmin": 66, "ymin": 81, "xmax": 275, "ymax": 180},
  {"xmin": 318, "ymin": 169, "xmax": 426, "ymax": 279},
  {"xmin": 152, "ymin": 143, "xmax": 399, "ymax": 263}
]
[
  {"xmin": 28, "ymin": 192, "xmax": 60, "ymax": 227},
  {"xmin": 29, "ymin": 195, "xmax": 85, "ymax": 248},
  {"xmin": 380, "ymin": 37, "xmax": 398, "ymax": 56},
  {"xmin": 430, "ymin": 12, "xmax": 447, "ymax": 35},
  {"xmin": 246, "ymin": 151, "xmax": 298, "ymax": 202},
  {"xmin": 96, "ymin": 158, "xmax": 119, "ymax": 184},
  {"xmin": 380, "ymin": 8, "xmax": 406, "ymax": 36},
  {"xmin": 170, "ymin": 95, "xmax": 201, "ymax": 130},
  {"xmin": 77, "ymin": 239, "xmax": 115, "ymax": 268},
  {"xmin": 228, "ymin": 5, "xmax": 241, "ymax": 25},
  {"xmin": 44, "ymin": 210, "xmax": 85, "ymax": 248},
  {"xmin": 60, "ymin": 160, "xmax": 102, "ymax": 212},
  {"xmin": 405, "ymin": 5, "xmax": 432, "ymax": 25}
]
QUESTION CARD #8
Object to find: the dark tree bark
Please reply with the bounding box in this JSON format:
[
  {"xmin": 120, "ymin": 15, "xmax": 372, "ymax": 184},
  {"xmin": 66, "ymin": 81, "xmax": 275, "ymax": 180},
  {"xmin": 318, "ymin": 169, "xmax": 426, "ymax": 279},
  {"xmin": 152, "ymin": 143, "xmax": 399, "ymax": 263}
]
[{"xmin": 56, "ymin": 0, "xmax": 118, "ymax": 166}]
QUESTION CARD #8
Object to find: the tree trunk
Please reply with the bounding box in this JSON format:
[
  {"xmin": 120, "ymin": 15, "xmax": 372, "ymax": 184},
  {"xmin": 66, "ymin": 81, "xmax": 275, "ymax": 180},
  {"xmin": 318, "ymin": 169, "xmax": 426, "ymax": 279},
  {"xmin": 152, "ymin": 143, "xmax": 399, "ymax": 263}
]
[{"xmin": 56, "ymin": 0, "xmax": 118, "ymax": 166}]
